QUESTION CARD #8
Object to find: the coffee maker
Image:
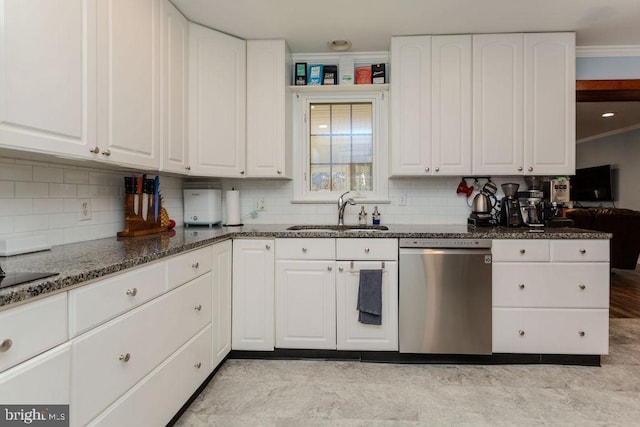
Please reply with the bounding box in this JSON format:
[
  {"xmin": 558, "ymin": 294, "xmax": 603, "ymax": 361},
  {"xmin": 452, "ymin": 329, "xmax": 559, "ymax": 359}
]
[
  {"xmin": 500, "ymin": 183, "xmax": 523, "ymax": 227},
  {"xmin": 517, "ymin": 176, "xmax": 545, "ymax": 227}
]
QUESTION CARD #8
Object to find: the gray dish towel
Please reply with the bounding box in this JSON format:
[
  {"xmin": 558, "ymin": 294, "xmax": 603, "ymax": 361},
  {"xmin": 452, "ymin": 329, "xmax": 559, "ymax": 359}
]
[{"xmin": 357, "ymin": 269, "xmax": 383, "ymax": 325}]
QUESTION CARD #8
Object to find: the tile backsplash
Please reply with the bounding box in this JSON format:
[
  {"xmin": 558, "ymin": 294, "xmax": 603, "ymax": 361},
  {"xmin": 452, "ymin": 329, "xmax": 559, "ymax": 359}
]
[
  {"xmin": 1, "ymin": 156, "xmax": 526, "ymax": 247},
  {"xmin": 0, "ymin": 157, "xmax": 184, "ymax": 246}
]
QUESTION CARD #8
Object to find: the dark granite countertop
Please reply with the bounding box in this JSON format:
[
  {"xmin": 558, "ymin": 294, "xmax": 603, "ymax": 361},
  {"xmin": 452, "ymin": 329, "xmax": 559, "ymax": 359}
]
[{"xmin": 0, "ymin": 224, "xmax": 610, "ymax": 310}]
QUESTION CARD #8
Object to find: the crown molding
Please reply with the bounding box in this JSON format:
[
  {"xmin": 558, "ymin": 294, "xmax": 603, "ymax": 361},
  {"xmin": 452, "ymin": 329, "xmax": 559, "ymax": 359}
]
[{"xmin": 576, "ymin": 45, "xmax": 640, "ymax": 58}]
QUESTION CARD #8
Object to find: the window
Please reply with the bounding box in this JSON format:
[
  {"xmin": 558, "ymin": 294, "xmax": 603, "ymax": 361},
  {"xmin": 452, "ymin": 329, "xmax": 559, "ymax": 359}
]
[{"xmin": 293, "ymin": 90, "xmax": 388, "ymax": 202}]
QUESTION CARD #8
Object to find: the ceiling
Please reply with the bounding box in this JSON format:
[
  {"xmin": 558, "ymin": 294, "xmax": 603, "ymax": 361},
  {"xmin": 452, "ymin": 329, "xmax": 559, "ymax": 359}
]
[
  {"xmin": 577, "ymin": 101, "xmax": 640, "ymax": 142},
  {"xmin": 172, "ymin": 0, "xmax": 640, "ymax": 53}
]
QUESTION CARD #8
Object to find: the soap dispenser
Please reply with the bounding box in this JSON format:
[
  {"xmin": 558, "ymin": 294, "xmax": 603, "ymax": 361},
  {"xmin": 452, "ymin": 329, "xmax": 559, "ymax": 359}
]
[
  {"xmin": 372, "ymin": 206, "xmax": 381, "ymax": 225},
  {"xmin": 358, "ymin": 206, "xmax": 367, "ymax": 225}
]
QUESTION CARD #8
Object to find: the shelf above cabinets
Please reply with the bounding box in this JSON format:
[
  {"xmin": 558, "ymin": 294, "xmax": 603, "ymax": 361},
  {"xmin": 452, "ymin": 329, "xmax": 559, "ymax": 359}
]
[{"xmin": 289, "ymin": 84, "xmax": 389, "ymax": 93}]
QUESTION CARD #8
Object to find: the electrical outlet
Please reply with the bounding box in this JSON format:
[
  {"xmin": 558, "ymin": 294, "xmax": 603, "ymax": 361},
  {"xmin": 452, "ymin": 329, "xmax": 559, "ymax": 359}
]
[
  {"xmin": 80, "ymin": 199, "xmax": 92, "ymax": 221},
  {"xmin": 255, "ymin": 198, "xmax": 265, "ymax": 211}
]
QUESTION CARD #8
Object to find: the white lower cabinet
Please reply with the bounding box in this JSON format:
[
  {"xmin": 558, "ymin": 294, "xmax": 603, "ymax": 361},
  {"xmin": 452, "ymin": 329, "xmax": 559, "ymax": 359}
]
[
  {"xmin": 88, "ymin": 325, "xmax": 212, "ymax": 427},
  {"xmin": 212, "ymin": 240, "xmax": 232, "ymax": 367},
  {"xmin": 0, "ymin": 342, "xmax": 71, "ymax": 405},
  {"xmin": 492, "ymin": 239, "xmax": 609, "ymax": 355},
  {"xmin": 232, "ymin": 239, "xmax": 275, "ymax": 350},
  {"xmin": 336, "ymin": 260, "xmax": 398, "ymax": 351},
  {"xmin": 71, "ymin": 273, "xmax": 212, "ymax": 426},
  {"xmin": 275, "ymin": 260, "xmax": 336, "ymax": 349},
  {"xmin": 273, "ymin": 238, "xmax": 398, "ymax": 351}
]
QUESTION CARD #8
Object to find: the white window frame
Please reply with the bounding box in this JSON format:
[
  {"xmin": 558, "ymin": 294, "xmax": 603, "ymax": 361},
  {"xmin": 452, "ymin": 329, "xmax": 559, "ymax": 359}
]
[{"xmin": 292, "ymin": 89, "xmax": 389, "ymax": 203}]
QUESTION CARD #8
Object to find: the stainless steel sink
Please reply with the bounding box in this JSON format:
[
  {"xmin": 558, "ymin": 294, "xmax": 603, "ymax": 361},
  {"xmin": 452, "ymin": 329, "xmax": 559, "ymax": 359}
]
[{"xmin": 287, "ymin": 225, "xmax": 389, "ymax": 232}]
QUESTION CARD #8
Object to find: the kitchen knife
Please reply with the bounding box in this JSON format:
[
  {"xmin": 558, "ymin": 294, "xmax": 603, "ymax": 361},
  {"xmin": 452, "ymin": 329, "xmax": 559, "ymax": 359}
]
[
  {"xmin": 141, "ymin": 175, "xmax": 148, "ymax": 221},
  {"xmin": 154, "ymin": 176, "xmax": 160, "ymax": 223}
]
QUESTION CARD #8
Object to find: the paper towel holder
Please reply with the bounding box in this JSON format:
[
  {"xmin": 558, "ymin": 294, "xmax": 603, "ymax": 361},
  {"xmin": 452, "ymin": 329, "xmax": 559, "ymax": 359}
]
[{"xmin": 225, "ymin": 188, "xmax": 243, "ymax": 227}]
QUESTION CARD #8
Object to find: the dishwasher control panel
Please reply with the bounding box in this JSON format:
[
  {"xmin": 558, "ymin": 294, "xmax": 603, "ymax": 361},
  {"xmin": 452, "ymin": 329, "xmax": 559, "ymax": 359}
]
[{"xmin": 399, "ymin": 238, "xmax": 492, "ymax": 249}]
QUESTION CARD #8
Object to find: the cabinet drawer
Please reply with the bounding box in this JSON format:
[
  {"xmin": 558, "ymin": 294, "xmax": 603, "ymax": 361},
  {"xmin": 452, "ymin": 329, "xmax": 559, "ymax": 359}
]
[
  {"xmin": 71, "ymin": 274, "xmax": 212, "ymax": 426},
  {"xmin": 0, "ymin": 342, "xmax": 71, "ymax": 405},
  {"xmin": 551, "ymin": 240, "xmax": 609, "ymax": 262},
  {"xmin": 69, "ymin": 263, "xmax": 165, "ymax": 337},
  {"xmin": 166, "ymin": 246, "xmax": 213, "ymax": 290},
  {"xmin": 275, "ymin": 238, "xmax": 335, "ymax": 260},
  {"xmin": 493, "ymin": 308, "xmax": 609, "ymax": 354},
  {"xmin": 0, "ymin": 293, "xmax": 67, "ymax": 373},
  {"xmin": 493, "ymin": 263, "xmax": 609, "ymax": 308},
  {"xmin": 492, "ymin": 240, "xmax": 549, "ymax": 261},
  {"xmin": 89, "ymin": 325, "xmax": 212, "ymax": 427},
  {"xmin": 336, "ymin": 239, "xmax": 398, "ymax": 261}
]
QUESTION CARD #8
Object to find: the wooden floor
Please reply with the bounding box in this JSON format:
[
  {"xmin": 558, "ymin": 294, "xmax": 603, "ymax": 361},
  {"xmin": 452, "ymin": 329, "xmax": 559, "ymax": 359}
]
[{"xmin": 610, "ymin": 264, "xmax": 640, "ymax": 318}]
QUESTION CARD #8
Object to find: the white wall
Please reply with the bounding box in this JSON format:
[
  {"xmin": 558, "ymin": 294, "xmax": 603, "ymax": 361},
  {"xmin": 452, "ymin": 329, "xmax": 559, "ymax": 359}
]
[
  {"xmin": 0, "ymin": 157, "xmax": 184, "ymax": 246},
  {"xmin": 576, "ymin": 128, "xmax": 640, "ymax": 211}
]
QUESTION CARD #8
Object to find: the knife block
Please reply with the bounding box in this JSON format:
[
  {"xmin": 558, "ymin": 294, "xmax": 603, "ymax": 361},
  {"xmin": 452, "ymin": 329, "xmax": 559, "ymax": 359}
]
[{"xmin": 117, "ymin": 193, "xmax": 167, "ymax": 237}]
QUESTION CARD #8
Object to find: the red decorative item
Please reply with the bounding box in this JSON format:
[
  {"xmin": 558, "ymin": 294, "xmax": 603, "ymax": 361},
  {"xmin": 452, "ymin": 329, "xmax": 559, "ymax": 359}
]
[
  {"xmin": 168, "ymin": 219, "xmax": 176, "ymax": 229},
  {"xmin": 456, "ymin": 179, "xmax": 474, "ymax": 198}
]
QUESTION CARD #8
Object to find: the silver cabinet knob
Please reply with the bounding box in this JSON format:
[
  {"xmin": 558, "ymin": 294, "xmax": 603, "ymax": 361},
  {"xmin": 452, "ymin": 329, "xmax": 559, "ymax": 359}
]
[
  {"xmin": 192, "ymin": 262, "xmax": 199, "ymax": 269},
  {"xmin": 101, "ymin": 149, "xmax": 111, "ymax": 156},
  {"xmin": 126, "ymin": 288, "xmax": 137, "ymax": 296},
  {"xmin": 194, "ymin": 304, "xmax": 202, "ymax": 311},
  {"xmin": 518, "ymin": 166, "xmax": 523, "ymax": 172},
  {"xmin": 365, "ymin": 248, "xmax": 370, "ymax": 253},
  {"xmin": 519, "ymin": 284, "xmax": 525, "ymax": 290},
  {"xmin": 579, "ymin": 249, "xmax": 586, "ymax": 254},
  {"xmin": 0, "ymin": 339, "xmax": 12, "ymax": 352},
  {"xmin": 434, "ymin": 167, "xmax": 440, "ymax": 172},
  {"xmin": 240, "ymin": 170, "xmax": 245, "ymax": 175},
  {"xmin": 265, "ymin": 244, "xmax": 271, "ymax": 250},
  {"xmin": 528, "ymin": 167, "xmax": 533, "ymax": 172},
  {"xmin": 519, "ymin": 249, "xmax": 526, "ymax": 254},
  {"xmin": 579, "ymin": 284, "xmax": 586, "ymax": 290},
  {"xmin": 578, "ymin": 331, "xmax": 585, "ymax": 337},
  {"xmin": 89, "ymin": 146, "xmax": 100, "ymax": 154},
  {"xmin": 277, "ymin": 169, "xmax": 282, "ymax": 175},
  {"xmin": 425, "ymin": 167, "xmax": 430, "ymax": 172},
  {"xmin": 302, "ymin": 248, "xmax": 307, "ymax": 253},
  {"xmin": 327, "ymin": 266, "xmax": 332, "ymax": 271},
  {"xmin": 338, "ymin": 266, "xmax": 344, "ymax": 272},
  {"xmin": 194, "ymin": 362, "xmax": 202, "ymax": 369},
  {"xmin": 518, "ymin": 330, "xmax": 525, "ymax": 336},
  {"xmin": 119, "ymin": 353, "xmax": 131, "ymax": 362},
  {"xmin": 185, "ymin": 165, "xmax": 191, "ymax": 171}
]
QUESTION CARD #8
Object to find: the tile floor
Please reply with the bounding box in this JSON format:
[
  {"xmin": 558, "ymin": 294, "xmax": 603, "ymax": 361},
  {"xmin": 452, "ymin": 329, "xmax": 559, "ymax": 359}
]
[{"xmin": 175, "ymin": 319, "xmax": 640, "ymax": 426}]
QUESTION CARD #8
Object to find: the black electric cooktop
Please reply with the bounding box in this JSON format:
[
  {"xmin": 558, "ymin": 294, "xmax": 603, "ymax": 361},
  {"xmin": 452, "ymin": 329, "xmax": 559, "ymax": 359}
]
[{"xmin": 0, "ymin": 272, "xmax": 59, "ymax": 289}]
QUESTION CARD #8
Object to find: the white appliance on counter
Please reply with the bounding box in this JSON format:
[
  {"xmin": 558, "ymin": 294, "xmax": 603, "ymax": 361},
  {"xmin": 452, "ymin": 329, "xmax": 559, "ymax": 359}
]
[{"xmin": 183, "ymin": 188, "xmax": 222, "ymax": 226}]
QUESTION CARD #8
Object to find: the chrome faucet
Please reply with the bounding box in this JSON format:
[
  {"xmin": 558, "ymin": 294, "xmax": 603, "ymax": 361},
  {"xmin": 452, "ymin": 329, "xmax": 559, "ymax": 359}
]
[{"xmin": 337, "ymin": 191, "xmax": 357, "ymax": 226}]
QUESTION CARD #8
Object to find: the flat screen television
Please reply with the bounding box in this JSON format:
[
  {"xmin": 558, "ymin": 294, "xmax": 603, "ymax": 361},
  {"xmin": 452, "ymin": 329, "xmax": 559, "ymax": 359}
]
[{"xmin": 570, "ymin": 164, "xmax": 614, "ymax": 202}]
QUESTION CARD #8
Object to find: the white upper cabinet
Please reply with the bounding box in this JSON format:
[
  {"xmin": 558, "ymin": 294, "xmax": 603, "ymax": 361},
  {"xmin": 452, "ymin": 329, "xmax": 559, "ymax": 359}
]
[
  {"xmin": 160, "ymin": 0, "xmax": 189, "ymax": 174},
  {"xmin": 188, "ymin": 23, "xmax": 246, "ymax": 177},
  {"xmin": 391, "ymin": 35, "xmax": 471, "ymax": 176},
  {"xmin": 96, "ymin": 0, "xmax": 161, "ymax": 169},
  {"xmin": 246, "ymin": 40, "xmax": 292, "ymax": 178},
  {"xmin": 472, "ymin": 32, "xmax": 575, "ymax": 175},
  {"xmin": 523, "ymin": 33, "xmax": 576, "ymax": 175},
  {"xmin": 391, "ymin": 36, "xmax": 432, "ymax": 175},
  {"xmin": 0, "ymin": 0, "xmax": 97, "ymax": 159}
]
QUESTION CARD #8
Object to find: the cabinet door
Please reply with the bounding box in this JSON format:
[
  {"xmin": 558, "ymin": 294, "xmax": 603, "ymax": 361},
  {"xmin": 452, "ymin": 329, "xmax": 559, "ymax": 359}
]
[
  {"xmin": 275, "ymin": 260, "xmax": 336, "ymax": 349},
  {"xmin": 189, "ymin": 23, "xmax": 246, "ymax": 177},
  {"xmin": 212, "ymin": 240, "xmax": 232, "ymax": 367},
  {"xmin": 160, "ymin": 0, "xmax": 189, "ymax": 174},
  {"xmin": 246, "ymin": 40, "xmax": 292, "ymax": 178},
  {"xmin": 523, "ymin": 33, "xmax": 575, "ymax": 176},
  {"xmin": 232, "ymin": 240, "xmax": 275, "ymax": 350},
  {"xmin": 431, "ymin": 35, "xmax": 472, "ymax": 175},
  {"xmin": 472, "ymin": 34, "xmax": 524, "ymax": 175},
  {"xmin": 0, "ymin": 343, "xmax": 70, "ymax": 405},
  {"xmin": 0, "ymin": 0, "xmax": 97, "ymax": 159},
  {"xmin": 96, "ymin": 0, "xmax": 160, "ymax": 168},
  {"xmin": 336, "ymin": 261, "xmax": 398, "ymax": 351},
  {"xmin": 390, "ymin": 36, "xmax": 432, "ymax": 176}
]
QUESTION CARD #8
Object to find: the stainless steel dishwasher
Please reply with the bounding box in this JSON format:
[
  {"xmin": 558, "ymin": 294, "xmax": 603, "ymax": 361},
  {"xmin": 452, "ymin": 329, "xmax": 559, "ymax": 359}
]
[{"xmin": 399, "ymin": 238, "xmax": 492, "ymax": 354}]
